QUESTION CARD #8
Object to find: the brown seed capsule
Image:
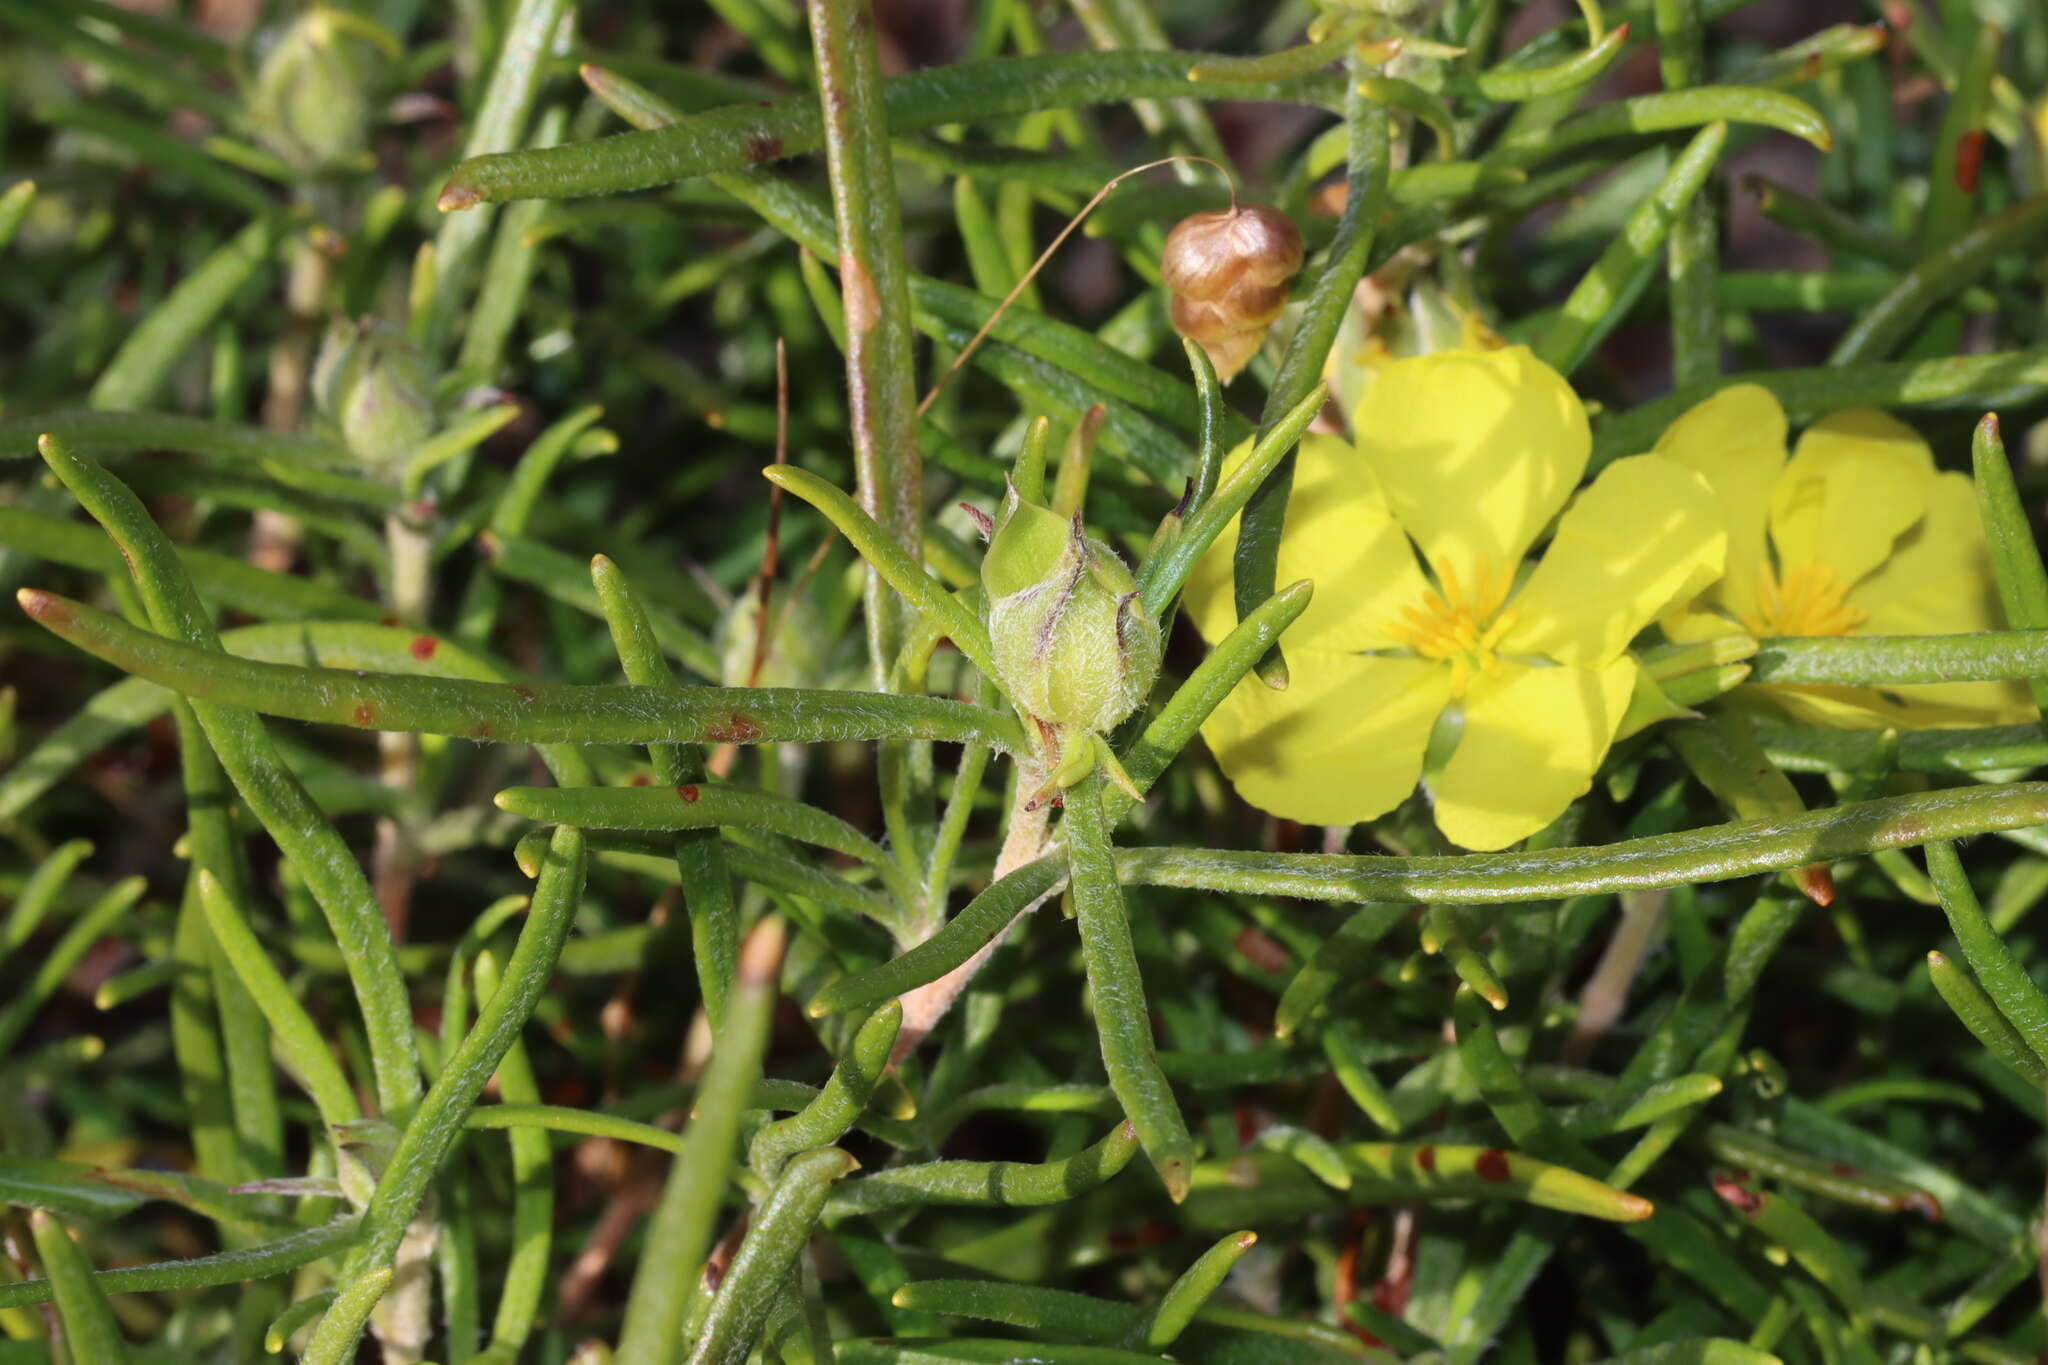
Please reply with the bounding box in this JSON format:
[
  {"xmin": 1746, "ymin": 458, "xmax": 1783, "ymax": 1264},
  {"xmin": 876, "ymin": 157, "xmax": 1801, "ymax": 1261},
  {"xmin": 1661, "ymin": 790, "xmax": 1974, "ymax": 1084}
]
[{"xmin": 1161, "ymin": 204, "xmax": 1305, "ymax": 382}]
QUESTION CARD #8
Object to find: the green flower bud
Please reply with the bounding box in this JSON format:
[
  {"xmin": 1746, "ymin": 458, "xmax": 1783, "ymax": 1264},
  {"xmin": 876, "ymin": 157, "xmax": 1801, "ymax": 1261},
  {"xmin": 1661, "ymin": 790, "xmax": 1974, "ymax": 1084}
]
[
  {"xmin": 250, "ymin": 10, "xmax": 380, "ymax": 175},
  {"xmin": 312, "ymin": 318, "xmax": 436, "ymax": 476},
  {"xmin": 983, "ymin": 485, "xmax": 1161, "ymax": 734}
]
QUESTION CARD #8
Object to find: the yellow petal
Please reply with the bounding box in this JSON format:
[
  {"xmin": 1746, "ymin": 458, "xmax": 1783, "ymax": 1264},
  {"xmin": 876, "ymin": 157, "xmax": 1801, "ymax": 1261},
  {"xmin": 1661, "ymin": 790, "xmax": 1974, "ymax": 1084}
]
[
  {"xmin": 1353, "ymin": 345, "xmax": 1589, "ymax": 579},
  {"xmin": 1432, "ymin": 658, "xmax": 1636, "ymax": 851},
  {"xmin": 1661, "ymin": 605, "xmax": 1753, "ymax": 645},
  {"xmin": 1743, "ymin": 471, "xmax": 2034, "ymax": 726},
  {"xmin": 1650, "ymin": 383, "xmax": 1786, "ymax": 626},
  {"xmin": 1769, "ymin": 408, "xmax": 1935, "ymax": 593},
  {"xmin": 1201, "ymin": 651, "xmax": 1452, "ymax": 826},
  {"xmin": 1499, "ymin": 454, "xmax": 1726, "ymax": 668},
  {"xmin": 1181, "ymin": 433, "xmax": 1430, "ymax": 652},
  {"xmin": 1852, "ymin": 471, "xmax": 2004, "ymax": 636},
  {"xmin": 1747, "ymin": 680, "xmax": 2034, "ymax": 730}
]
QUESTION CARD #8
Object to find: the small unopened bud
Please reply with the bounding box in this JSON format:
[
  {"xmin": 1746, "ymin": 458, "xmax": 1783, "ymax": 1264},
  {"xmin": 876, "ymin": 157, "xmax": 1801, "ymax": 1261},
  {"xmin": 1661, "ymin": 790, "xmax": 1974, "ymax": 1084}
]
[
  {"xmin": 312, "ymin": 318, "xmax": 435, "ymax": 475},
  {"xmin": 983, "ymin": 486, "xmax": 1161, "ymax": 734},
  {"xmin": 251, "ymin": 11, "xmax": 380, "ymax": 175},
  {"xmin": 1162, "ymin": 204, "xmax": 1304, "ymax": 382}
]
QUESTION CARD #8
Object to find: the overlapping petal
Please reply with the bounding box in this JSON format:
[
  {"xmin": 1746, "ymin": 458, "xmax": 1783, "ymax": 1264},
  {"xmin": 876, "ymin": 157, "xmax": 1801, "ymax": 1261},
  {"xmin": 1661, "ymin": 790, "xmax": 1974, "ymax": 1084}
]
[
  {"xmin": 1200, "ymin": 651, "xmax": 1452, "ymax": 827},
  {"xmin": 1499, "ymin": 454, "xmax": 1725, "ymax": 668},
  {"xmin": 1353, "ymin": 346, "xmax": 1589, "ymax": 579},
  {"xmin": 1432, "ymin": 658, "xmax": 1637, "ymax": 851},
  {"xmin": 1183, "ymin": 433, "xmax": 1430, "ymax": 652},
  {"xmin": 1651, "ymin": 383, "xmax": 1785, "ymax": 626},
  {"xmin": 1852, "ymin": 471, "xmax": 2004, "ymax": 636},
  {"xmin": 1769, "ymin": 408, "xmax": 1934, "ymax": 592},
  {"xmin": 1843, "ymin": 471, "xmax": 2034, "ymax": 727}
]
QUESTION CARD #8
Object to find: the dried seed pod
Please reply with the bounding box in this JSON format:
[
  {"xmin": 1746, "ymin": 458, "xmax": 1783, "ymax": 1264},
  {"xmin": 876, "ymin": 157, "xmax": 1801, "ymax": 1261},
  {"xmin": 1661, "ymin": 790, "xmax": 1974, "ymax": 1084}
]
[{"xmin": 1162, "ymin": 204, "xmax": 1305, "ymax": 382}]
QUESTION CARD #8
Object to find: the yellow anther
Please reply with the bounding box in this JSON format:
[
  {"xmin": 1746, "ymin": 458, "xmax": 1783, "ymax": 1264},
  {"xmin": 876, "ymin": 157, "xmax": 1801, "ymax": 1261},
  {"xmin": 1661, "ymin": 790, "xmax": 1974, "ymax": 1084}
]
[
  {"xmin": 1388, "ymin": 559, "xmax": 1519, "ymax": 697},
  {"xmin": 1748, "ymin": 560, "xmax": 1867, "ymax": 638}
]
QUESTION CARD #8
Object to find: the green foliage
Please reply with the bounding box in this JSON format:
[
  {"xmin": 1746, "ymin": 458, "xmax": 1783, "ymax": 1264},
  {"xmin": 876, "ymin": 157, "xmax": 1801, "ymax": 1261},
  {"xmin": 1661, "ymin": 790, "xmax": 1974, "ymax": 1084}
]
[{"xmin": 5, "ymin": 1, "xmax": 2048, "ymax": 1363}]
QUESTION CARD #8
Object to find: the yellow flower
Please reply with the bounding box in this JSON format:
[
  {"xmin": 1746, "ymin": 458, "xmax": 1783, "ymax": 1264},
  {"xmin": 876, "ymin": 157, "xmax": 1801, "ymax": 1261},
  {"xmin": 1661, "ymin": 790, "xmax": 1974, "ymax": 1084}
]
[
  {"xmin": 1185, "ymin": 346, "xmax": 1726, "ymax": 851},
  {"xmin": 1655, "ymin": 385, "xmax": 2033, "ymax": 729}
]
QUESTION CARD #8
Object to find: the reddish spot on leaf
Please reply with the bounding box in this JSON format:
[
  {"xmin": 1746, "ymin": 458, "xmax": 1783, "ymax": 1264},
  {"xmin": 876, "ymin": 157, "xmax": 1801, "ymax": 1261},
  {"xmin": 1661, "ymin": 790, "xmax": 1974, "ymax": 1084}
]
[
  {"xmin": 745, "ymin": 132, "xmax": 783, "ymax": 163},
  {"xmin": 1798, "ymin": 52, "xmax": 1824, "ymax": 81},
  {"xmin": 1830, "ymin": 1162, "xmax": 1858, "ymax": 1176},
  {"xmin": 475, "ymin": 721, "xmax": 494, "ymax": 740},
  {"xmin": 410, "ymin": 635, "xmax": 438, "ymax": 661},
  {"xmin": 1105, "ymin": 1220, "xmax": 1175, "ymax": 1251},
  {"xmin": 512, "ymin": 685, "xmax": 538, "ymax": 704},
  {"xmin": 1712, "ymin": 1173, "xmax": 1764, "ymax": 1216},
  {"xmin": 1474, "ymin": 1148, "xmax": 1511, "ymax": 1183},
  {"xmin": 380, "ymin": 615, "xmax": 401, "ymax": 627},
  {"xmin": 707, "ymin": 713, "xmax": 764, "ymax": 744},
  {"xmin": 1956, "ymin": 129, "xmax": 1986, "ymax": 193},
  {"xmin": 1233, "ymin": 926, "xmax": 1291, "ymax": 974},
  {"xmin": 678, "ymin": 784, "xmax": 700, "ymax": 804},
  {"xmin": 1416, "ymin": 1145, "xmax": 1437, "ymax": 1173},
  {"xmin": 631, "ymin": 774, "xmax": 651, "ymax": 786},
  {"xmin": 352, "ymin": 703, "xmax": 376, "ymax": 726}
]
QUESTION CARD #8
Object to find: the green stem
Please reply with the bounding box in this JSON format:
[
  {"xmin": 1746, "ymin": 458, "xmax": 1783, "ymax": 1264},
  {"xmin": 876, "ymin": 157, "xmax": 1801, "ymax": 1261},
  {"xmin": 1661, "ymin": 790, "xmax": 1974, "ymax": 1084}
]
[
  {"xmin": 1233, "ymin": 61, "xmax": 1386, "ymax": 687},
  {"xmin": 1535, "ymin": 121, "xmax": 1727, "ymax": 376},
  {"xmin": 1830, "ymin": 194, "xmax": 2048, "ymax": 364},
  {"xmin": 690, "ymin": 1148, "xmax": 860, "ymax": 1365},
  {"xmin": 1064, "ymin": 771, "xmax": 1196, "ymax": 1202},
  {"xmin": 1970, "ymin": 413, "xmax": 2048, "ymax": 720},
  {"xmin": 1749, "ymin": 629, "xmax": 2048, "ymax": 685},
  {"xmin": 20, "ymin": 588, "xmax": 1025, "ymax": 752},
  {"xmin": 1117, "ymin": 782, "xmax": 2048, "ymax": 904},
  {"xmin": 592, "ymin": 553, "xmax": 738, "ymax": 1026},
  {"xmin": 423, "ymin": 0, "xmax": 572, "ymax": 357},
  {"xmin": 34, "ymin": 437, "xmax": 423, "ymax": 1116},
  {"xmin": 808, "ymin": 0, "xmax": 923, "ymax": 682},
  {"xmin": 826, "ymin": 1121, "xmax": 1140, "ymax": 1215},
  {"xmin": 1927, "ymin": 839, "xmax": 2048, "ymax": 1071},
  {"xmin": 302, "ymin": 826, "xmax": 586, "ymax": 1365},
  {"xmin": 1653, "ymin": 0, "xmax": 1720, "ymax": 387},
  {"xmin": 28, "ymin": 1211, "xmax": 132, "ymax": 1365},
  {"xmin": 1590, "ymin": 351, "xmax": 2048, "ymax": 471},
  {"xmin": 440, "ymin": 52, "xmax": 1343, "ymax": 205},
  {"xmin": 616, "ymin": 919, "xmax": 784, "ymax": 1365}
]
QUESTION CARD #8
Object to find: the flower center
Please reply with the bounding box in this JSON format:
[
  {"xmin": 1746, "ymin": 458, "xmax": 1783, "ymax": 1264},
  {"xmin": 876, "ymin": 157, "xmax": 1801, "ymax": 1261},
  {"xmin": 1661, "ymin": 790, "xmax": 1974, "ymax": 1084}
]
[
  {"xmin": 1750, "ymin": 559, "xmax": 1867, "ymax": 637},
  {"xmin": 1389, "ymin": 554, "xmax": 1519, "ymax": 698}
]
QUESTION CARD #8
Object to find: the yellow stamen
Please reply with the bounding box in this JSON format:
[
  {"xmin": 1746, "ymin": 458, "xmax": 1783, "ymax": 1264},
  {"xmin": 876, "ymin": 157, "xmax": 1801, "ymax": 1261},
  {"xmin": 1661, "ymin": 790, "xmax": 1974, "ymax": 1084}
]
[
  {"xmin": 1747, "ymin": 559, "xmax": 1867, "ymax": 638},
  {"xmin": 1387, "ymin": 557, "xmax": 1520, "ymax": 699}
]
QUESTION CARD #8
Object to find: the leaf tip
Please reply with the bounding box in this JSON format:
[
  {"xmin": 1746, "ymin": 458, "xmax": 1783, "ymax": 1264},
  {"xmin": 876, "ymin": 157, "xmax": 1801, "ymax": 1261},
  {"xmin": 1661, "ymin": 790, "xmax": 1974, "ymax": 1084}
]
[
  {"xmin": 1793, "ymin": 863, "xmax": 1835, "ymax": 907},
  {"xmin": 15, "ymin": 586, "xmax": 63, "ymax": 624},
  {"xmin": 437, "ymin": 179, "xmax": 485, "ymax": 213},
  {"xmin": 1160, "ymin": 1156, "xmax": 1193, "ymax": 1204}
]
